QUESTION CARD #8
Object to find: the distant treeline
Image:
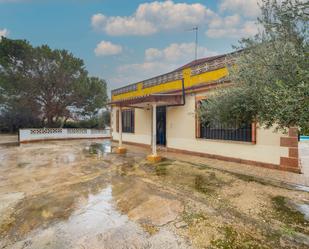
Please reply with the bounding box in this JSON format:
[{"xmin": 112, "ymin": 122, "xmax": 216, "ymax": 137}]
[{"xmin": 0, "ymin": 38, "xmax": 109, "ymax": 132}]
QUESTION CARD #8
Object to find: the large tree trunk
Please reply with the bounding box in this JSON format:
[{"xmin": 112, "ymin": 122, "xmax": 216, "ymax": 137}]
[{"xmin": 47, "ymin": 115, "xmax": 54, "ymax": 128}]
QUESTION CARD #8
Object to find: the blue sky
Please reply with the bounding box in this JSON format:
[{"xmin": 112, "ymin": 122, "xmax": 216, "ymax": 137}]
[{"xmin": 0, "ymin": 0, "xmax": 260, "ymax": 91}]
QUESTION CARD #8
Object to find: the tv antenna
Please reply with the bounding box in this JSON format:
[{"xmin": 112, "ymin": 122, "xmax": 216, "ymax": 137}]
[{"xmin": 186, "ymin": 26, "xmax": 198, "ymax": 60}]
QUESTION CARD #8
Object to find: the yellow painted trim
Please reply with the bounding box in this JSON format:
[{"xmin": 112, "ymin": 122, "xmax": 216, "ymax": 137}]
[
  {"xmin": 147, "ymin": 154, "xmax": 162, "ymax": 163},
  {"xmin": 112, "ymin": 67, "xmax": 228, "ymax": 101},
  {"xmin": 190, "ymin": 67, "xmax": 228, "ymax": 86},
  {"xmin": 116, "ymin": 147, "xmax": 127, "ymax": 154}
]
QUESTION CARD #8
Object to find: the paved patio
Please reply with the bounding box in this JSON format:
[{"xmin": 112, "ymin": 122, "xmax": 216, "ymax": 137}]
[
  {"xmin": 115, "ymin": 141, "xmax": 309, "ymax": 188},
  {"xmin": 1, "ymin": 139, "xmax": 308, "ymax": 249},
  {"xmin": 1, "ymin": 135, "xmax": 308, "ymax": 187}
]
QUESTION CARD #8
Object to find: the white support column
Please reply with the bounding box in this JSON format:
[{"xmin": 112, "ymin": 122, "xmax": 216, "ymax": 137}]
[
  {"xmin": 147, "ymin": 103, "xmax": 161, "ymax": 162},
  {"xmin": 118, "ymin": 106, "xmax": 122, "ymax": 147},
  {"xmin": 116, "ymin": 106, "xmax": 126, "ymax": 154},
  {"xmin": 152, "ymin": 103, "xmax": 157, "ymax": 156}
]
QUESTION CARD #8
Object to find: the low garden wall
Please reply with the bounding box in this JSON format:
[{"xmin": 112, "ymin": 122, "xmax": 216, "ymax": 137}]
[{"xmin": 19, "ymin": 128, "xmax": 111, "ymax": 143}]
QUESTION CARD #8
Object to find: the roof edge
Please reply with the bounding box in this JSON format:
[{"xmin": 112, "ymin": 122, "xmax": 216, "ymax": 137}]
[{"xmin": 111, "ymin": 50, "xmax": 241, "ymax": 93}]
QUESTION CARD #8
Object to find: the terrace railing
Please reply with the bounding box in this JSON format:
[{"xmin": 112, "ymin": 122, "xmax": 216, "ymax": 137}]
[
  {"xmin": 111, "ymin": 56, "xmax": 235, "ymax": 97},
  {"xmin": 142, "ymin": 71, "xmax": 183, "ymax": 89},
  {"xmin": 191, "ymin": 56, "xmax": 234, "ymax": 76}
]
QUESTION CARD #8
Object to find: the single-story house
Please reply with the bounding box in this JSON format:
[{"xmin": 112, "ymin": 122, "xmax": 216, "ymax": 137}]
[{"xmin": 109, "ymin": 52, "xmax": 300, "ymax": 173}]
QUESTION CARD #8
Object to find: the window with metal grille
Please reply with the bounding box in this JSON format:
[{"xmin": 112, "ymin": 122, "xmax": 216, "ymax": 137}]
[
  {"xmin": 198, "ymin": 100, "xmax": 252, "ymax": 142},
  {"xmin": 200, "ymin": 121, "xmax": 252, "ymax": 142},
  {"xmin": 122, "ymin": 109, "xmax": 135, "ymax": 133}
]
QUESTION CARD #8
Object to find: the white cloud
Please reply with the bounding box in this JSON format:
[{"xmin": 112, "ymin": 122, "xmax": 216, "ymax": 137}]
[
  {"xmin": 94, "ymin": 40, "xmax": 122, "ymax": 56},
  {"xmin": 91, "ymin": 13, "xmax": 157, "ymax": 36},
  {"xmin": 205, "ymin": 11, "xmax": 259, "ymax": 39},
  {"xmin": 110, "ymin": 61, "xmax": 176, "ymax": 89},
  {"xmin": 145, "ymin": 48, "xmax": 162, "ymax": 61},
  {"xmin": 91, "ymin": 1, "xmax": 259, "ymax": 39},
  {"xmin": 219, "ymin": 0, "xmax": 261, "ymax": 17},
  {"xmin": 145, "ymin": 42, "xmax": 218, "ymax": 62},
  {"xmin": 207, "ymin": 20, "xmax": 258, "ymax": 38},
  {"xmin": 0, "ymin": 28, "xmax": 9, "ymax": 39},
  {"xmin": 208, "ymin": 14, "xmax": 241, "ymax": 29},
  {"xmin": 91, "ymin": 0, "xmax": 214, "ymax": 36},
  {"xmin": 117, "ymin": 61, "xmax": 169, "ymax": 77}
]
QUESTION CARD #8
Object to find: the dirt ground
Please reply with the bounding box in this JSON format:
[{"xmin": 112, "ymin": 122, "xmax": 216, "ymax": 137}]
[
  {"xmin": 0, "ymin": 140, "xmax": 308, "ymax": 249},
  {"xmin": 0, "ymin": 134, "xmax": 18, "ymax": 145}
]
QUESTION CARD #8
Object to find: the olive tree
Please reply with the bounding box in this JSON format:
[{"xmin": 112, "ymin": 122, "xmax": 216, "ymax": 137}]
[{"xmin": 199, "ymin": 0, "xmax": 309, "ymax": 133}]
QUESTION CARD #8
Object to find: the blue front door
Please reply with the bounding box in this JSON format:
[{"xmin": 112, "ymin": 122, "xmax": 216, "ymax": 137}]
[{"xmin": 156, "ymin": 106, "xmax": 166, "ymax": 146}]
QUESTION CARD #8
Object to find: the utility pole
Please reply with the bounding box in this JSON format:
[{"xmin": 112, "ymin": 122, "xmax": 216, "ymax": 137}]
[
  {"xmin": 193, "ymin": 26, "xmax": 198, "ymax": 61},
  {"xmin": 187, "ymin": 26, "xmax": 198, "ymax": 60}
]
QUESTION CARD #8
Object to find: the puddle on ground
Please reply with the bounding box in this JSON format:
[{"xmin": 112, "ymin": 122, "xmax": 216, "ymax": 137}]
[
  {"xmin": 85, "ymin": 141, "xmax": 112, "ymax": 156},
  {"xmin": 293, "ymin": 184, "xmax": 309, "ymax": 193},
  {"xmin": 0, "ymin": 140, "xmax": 309, "ymax": 249},
  {"xmin": 5, "ymin": 186, "xmax": 189, "ymax": 249},
  {"xmin": 112, "ymin": 175, "xmax": 184, "ymax": 226},
  {"xmin": 296, "ymin": 204, "xmax": 309, "ymax": 221}
]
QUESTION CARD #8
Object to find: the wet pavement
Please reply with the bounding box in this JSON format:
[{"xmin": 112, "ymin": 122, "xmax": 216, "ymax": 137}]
[
  {"xmin": 300, "ymin": 141, "xmax": 309, "ymax": 177},
  {"xmin": 0, "ymin": 139, "xmax": 309, "ymax": 249}
]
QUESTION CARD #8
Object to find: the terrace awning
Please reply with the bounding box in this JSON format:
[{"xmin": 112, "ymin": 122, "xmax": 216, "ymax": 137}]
[{"xmin": 108, "ymin": 93, "xmax": 184, "ymax": 108}]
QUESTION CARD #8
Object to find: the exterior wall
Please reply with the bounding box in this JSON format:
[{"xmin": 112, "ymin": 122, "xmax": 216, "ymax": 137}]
[
  {"xmin": 19, "ymin": 128, "xmax": 110, "ymax": 143},
  {"xmin": 111, "ymin": 94, "xmax": 301, "ymax": 172},
  {"xmin": 111, "ymin": 93, "xmax": 297, "ymax": 171},
  {"xmin": 112, "ymin": 107, "xmax": 152, "ymax": 145},
  {"xmin": 166, "ymin": 94, "xmax": 288, "ymax": 166}
]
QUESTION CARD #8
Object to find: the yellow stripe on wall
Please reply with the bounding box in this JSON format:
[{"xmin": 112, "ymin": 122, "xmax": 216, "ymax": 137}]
[{"xmin": 112, "ymin": 67, "xmax": 229, "ymax": 101}]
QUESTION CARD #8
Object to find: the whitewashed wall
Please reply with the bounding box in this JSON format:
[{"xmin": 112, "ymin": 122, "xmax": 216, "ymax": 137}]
[
  {"xmin": 19, "ymin": 128, "xmax": 111, "ymax": 142},
  {"xmin": 166, "ymin": 94, "xmax": 288, "ymax": 165},
  {"xmin": 111, "ymin": 107, "xmax": 152, "ymax": 145}
]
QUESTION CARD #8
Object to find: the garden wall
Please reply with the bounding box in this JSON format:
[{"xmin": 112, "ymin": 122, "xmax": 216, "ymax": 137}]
[{"xmin": 19, "ymin": 128, "xmax": 110, "ymax": 143}]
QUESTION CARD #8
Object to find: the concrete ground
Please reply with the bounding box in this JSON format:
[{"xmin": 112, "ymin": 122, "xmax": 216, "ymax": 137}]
[
  {"xmin": 0, "ymin": 139, "xmax": 309, "ymax": 249},
  {"xmin": 162, "ymin": 143, "xmax": 309, "ymax": 188},
  {"xmin": 125, "ymin": 141, "xmax": 309, "ymax": 188},
  {"xmin": 300, "ymin": 141, "xmax": 309, "ymax": 178}
]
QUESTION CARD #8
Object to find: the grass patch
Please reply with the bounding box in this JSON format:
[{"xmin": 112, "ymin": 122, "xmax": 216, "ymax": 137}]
[
  {"xmin": 182, "ymin": 211, "xmax": 207, "ymax": 225},
  {"xmin": 280, "ymin": 226, "xmax": 297, "ymax": 236},
  {"xmin": 154, "ymin": 159, "xmax": 173, "ymax": 176},
  {"xmin": 211, "ymin": 226, "xmax": 270, "ymax": 249},
  {"xmin": 89, "ymin": 144, "xmax": 100, "ymax": 154},
  {"xmin": 187, "ymin": 162, "xmax": 210, "ymax": 170},
  {"xmin": 227, "ymin": 172, "xmax": 267, "ymax": 186},
  {"xmin": 155, "ymin": 164, "xmax": 168, "ymax": 176},
  {"xmin": 119, "ymin": 163, "xmax": 135, "ymax": 176},
  {"xmin": 233, "ymin": 174, "xmax": 257, "ymax": 183},
  {"xmin": 141, "ymin": 223, "xmax": 159, "ymax": 235},
  {"xmin": 194, "ymin": 172, "xmax": 223, "ymax": 195},
  {"xmin": 272, "ymin": 196, "xmax": 307, "ymax": 226},
  {"xmin": 184, "ymin": 160, "xmax": 270, "ymax": 186}
]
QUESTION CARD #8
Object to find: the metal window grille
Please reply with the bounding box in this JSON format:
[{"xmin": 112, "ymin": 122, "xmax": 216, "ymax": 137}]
[
  {"xmin": 122, "ymin": 109, "xmax": 135, "ymax": 133},
  {"xmin": 198, "ymin": 100, "xmax": 252, "ymax": 142},
  {"xmin": 200, "ymin": 121, "xmax": 252, "ymax": 142}
]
